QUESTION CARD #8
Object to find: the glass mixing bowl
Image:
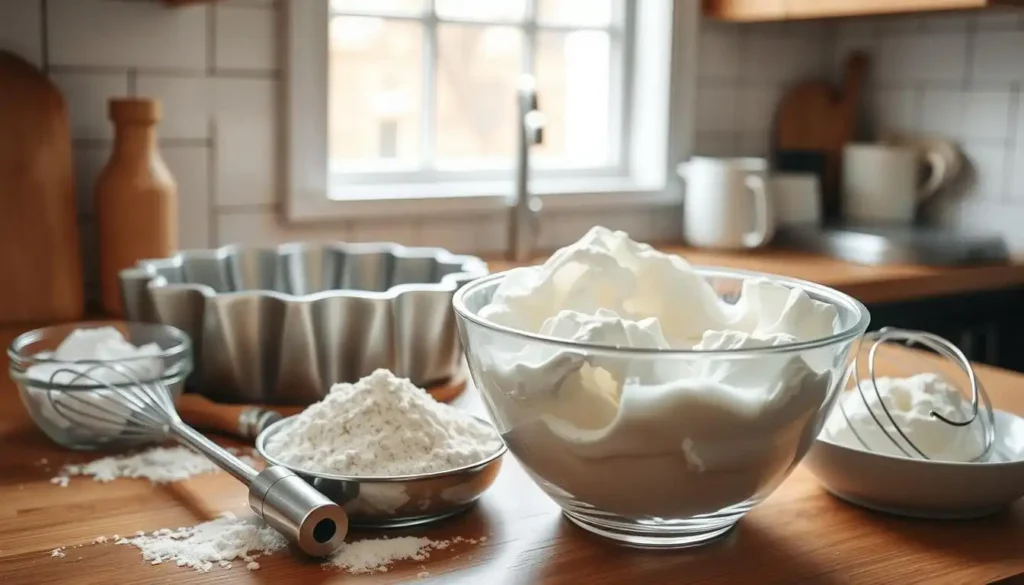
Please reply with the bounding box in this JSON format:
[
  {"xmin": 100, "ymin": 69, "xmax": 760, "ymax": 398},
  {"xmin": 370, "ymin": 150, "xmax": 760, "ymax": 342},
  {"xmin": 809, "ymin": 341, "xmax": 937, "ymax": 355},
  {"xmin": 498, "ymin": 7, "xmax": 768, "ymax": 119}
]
[
  {"xmin": 453, "ymin": 267, "xmax": 870, "ymax": 548},
  {"xmin": 8, "ymin": 321, "xmax": 193, "ymax": 450}
]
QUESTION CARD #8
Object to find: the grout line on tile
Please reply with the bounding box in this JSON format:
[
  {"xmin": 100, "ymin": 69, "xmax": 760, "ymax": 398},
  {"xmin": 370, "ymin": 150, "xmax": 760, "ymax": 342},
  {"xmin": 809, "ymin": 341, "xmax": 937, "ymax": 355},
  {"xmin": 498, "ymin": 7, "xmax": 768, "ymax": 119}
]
[
  {"xmin": 963, "ymin": 14, "xmax": 977, "ymax": 90},
  {"xmin": 48, "ymin": 65, "xmax": 203, "ymax": 76},
  {"xmin": 211, "ymin": 69, "xmax": 280, "ymax": 79},
  {"xmin": 40, "ymin": 0, "xmax": 49, "ymax": 72},
  {"xmin": 207, "ymin": 2, "xmax": 216, "ymax": 75},
  {"xmin": 1002, "ymin": 82, "xmax": 1020, "ymax": 204}
]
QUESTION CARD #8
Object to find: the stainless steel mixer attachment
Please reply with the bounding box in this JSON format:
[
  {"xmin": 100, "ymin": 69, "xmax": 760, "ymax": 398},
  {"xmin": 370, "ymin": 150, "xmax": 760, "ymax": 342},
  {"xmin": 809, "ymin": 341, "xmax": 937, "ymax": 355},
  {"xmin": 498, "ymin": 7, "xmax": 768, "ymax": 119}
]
[
  {"xmin": 840, "ymin": 327, "xmax": 996, "ymax": 462},
  {"xmin": 44, "ymin": 362, "xmax": 348, "ymax": 557}
]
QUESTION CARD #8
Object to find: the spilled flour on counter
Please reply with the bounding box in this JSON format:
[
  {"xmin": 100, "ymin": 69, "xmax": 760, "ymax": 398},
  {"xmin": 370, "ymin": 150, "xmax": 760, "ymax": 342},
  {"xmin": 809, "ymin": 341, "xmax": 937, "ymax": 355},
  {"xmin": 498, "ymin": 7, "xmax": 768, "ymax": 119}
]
[
  {"xmin": 116, "ymin": 513, "xmax": 286, "ymax": 573},
  {"xmin": 51, "ymin": 445, "xmax": 257, "ymax": 486},
  {"xmin": 325, "ymin": 535, "xmax": 486, "ymax": 574}
]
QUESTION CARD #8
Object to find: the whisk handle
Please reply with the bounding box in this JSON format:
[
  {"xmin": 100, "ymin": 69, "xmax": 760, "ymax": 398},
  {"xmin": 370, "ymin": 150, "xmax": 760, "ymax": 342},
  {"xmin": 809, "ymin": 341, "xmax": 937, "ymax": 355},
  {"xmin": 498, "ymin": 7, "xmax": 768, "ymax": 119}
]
[{"xmin": 170, "ymin": 420, "xmax": 259, "ymax": 484}]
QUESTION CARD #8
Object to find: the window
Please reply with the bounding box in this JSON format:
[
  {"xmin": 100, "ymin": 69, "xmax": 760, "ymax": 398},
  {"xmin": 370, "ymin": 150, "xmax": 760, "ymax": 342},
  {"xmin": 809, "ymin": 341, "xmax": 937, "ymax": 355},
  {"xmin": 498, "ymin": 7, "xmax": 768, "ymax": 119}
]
[{"xmin": 285, "ymin": 0, "xmax": 691, "ymax": 221}]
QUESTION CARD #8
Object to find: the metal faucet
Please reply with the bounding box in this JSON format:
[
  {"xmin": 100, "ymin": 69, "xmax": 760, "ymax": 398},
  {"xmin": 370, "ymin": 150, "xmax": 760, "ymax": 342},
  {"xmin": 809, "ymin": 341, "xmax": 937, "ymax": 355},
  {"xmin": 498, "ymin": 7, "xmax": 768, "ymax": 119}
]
[{"xmin": 507, "ymin": 75, "xmax": 544, "ymax": 262}]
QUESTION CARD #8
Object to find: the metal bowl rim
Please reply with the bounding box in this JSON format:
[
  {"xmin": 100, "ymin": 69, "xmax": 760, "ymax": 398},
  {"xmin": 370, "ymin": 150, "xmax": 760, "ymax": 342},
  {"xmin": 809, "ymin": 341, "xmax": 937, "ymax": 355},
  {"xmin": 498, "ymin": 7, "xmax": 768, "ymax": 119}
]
[
  {"xmin": 255, "ymin": 414, "xmax": 507, "ymax": 482},
  {"xmin": 119, "ymin": 241, "xmax": 489, "ymax": 303}
]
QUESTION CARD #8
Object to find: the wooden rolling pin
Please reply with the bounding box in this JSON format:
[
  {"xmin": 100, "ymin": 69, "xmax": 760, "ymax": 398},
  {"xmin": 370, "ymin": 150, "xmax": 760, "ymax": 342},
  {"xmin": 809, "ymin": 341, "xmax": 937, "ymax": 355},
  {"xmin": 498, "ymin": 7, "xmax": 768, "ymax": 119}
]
[{"xmin": 176, "ymin": 378, "xmax": 468, "ymax": 440}]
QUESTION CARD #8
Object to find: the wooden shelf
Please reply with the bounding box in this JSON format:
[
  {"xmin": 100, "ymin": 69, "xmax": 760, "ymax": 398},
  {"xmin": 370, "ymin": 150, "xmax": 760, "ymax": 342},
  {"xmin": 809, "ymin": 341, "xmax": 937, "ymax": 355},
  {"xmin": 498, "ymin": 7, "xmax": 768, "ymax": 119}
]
[{"xmin": 704, "ymin": 0, "xmax": 1024, "ymax": 21}]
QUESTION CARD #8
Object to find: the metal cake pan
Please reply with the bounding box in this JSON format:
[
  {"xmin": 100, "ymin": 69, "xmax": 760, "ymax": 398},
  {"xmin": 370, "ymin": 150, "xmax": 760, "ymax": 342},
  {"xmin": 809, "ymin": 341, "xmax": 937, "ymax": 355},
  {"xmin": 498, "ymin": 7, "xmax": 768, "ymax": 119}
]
[{"xmin": 118, "ymin": 242, "xmax": 488, "ymax": 405}]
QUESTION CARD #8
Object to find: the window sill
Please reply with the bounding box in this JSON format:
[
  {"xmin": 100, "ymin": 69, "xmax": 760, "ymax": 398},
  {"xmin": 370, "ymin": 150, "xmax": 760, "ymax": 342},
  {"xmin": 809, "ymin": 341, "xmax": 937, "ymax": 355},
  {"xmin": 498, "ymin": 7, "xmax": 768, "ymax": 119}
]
[{"xmin": 285, "ymin": 176, "xmax": 681, "ymax": 223}]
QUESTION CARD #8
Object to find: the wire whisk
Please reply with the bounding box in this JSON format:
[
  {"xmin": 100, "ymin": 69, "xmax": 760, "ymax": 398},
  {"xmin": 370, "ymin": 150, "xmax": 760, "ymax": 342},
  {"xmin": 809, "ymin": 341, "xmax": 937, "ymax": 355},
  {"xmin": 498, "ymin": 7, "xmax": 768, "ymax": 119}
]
[
  {"xmin": 839, "ymin": 327, "xmax": 996, "ymax": 462},
  {"xmin": 44, "ymin": 362, "xmax": 348, "ymax": 557}
]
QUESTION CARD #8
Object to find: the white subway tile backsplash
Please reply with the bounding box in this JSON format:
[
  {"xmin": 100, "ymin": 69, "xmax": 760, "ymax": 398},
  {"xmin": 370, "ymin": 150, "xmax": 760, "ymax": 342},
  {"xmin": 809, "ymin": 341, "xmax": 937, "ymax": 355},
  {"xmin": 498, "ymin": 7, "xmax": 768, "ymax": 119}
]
[
  {"xmin": 694, "ymin": 86, "xmax": 737, "ymax": 133},
  {"xmin": 740, "ymin": 35, "xmax": 825, "ymax": 83},
  {"xmin": 537, "ymin": 211, "xmax": 599, "ymax": 251},
  {"xmin": 918, "ymin": 12, "xmax": 971, "ymax": 33},
  {"xmin": 738, "ymin": 86, "xmax": 781, "ymax": 135},
  {"xmin": 1010, "ymin": 145, "xmax": 1024, "ymax": 204},
  {"xmin": 0, "ymin": 0, "xmax": 42, "ymax": 66},
  {"xmin": 52, "ymin": 72, "xmax": 128, "ymax": 140},
  {"xmin": 136, "ymin": 75, "xmax": 211, "ymax": 140},
  {"xmin": 349, "ymin": 220, "xmax": 421, "ymax": 245},
  {"xmin": 955, "ymin": 200, "xmax": 1024, "ymax": 252},
  {"xmin": 872, "ymin": 88, "xmax": 920, "ymax": 135},
  {"xmin": 737, "ymin": 132, "xmax": 769, "ymax": 157},
  {"xmin": 697, "ymin": 21, "xmax": 741, "ymax": 81},
  {"xmin": 972, "ymin": 30, "xmax": 1024, "ymax": 83},
  {"xmin": 877, "ymin": 32, "xmax": 968, "ymax": 85},
  {"xmin": 962, "ymin": 90, "xmax": 1013, "ymax": 141},
  {"xmin": 217, "ymin": 210, "xmax": 351, "ymax": 246},
  {"xmin": 419, "ymin": 218, "xmax": 478, "ymax": 253},
  {"xmin": 471, "ymin": 215, "xmax": 508, "ymax": 256},
  {"xmin": 875, "ymin": 14, "xmax": 921, "ymax": 34},
  {"xmin": 919, "ymin": 88, "xmax": 964, "ymax": 140},
  {"xmin": 72, "ymin": 145, "xmax": 111, "ymax": 217},
  {"xmin": 213, "ymin": 78, "xmax": 277, "ymax": 207},
  {"xmin": 214, "ymin": 5, "xmax": 278, "ymax": 72},
  {"xmin": 961, "ymin": 141, "xmax": 1009, "ymax": 203},
  {"xmin": 48, "ymin": 0, "xmax": 207, "ymax": 70},
  {"xmin": 162, "ymin": 146, "xmax": 211, "ymax": 249},
  {"xmin": 693, "ymin": 132, "xmax": 738, "ymax": 157},
  {"xmin": 974, "ymin": 10, "xmax": 1023, "ymax": 31},
  {"xmin": 648, "ymin": 205, "xmax": 682, "ymax": 242}
]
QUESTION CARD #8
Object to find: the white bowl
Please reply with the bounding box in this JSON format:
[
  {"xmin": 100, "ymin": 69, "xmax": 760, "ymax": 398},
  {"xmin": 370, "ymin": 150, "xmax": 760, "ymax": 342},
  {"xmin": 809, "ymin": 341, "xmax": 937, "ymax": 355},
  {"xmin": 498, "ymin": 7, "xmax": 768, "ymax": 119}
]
[{"xmin": 804, "ymin": 409, "xmax": 1024, "ymax": 519}]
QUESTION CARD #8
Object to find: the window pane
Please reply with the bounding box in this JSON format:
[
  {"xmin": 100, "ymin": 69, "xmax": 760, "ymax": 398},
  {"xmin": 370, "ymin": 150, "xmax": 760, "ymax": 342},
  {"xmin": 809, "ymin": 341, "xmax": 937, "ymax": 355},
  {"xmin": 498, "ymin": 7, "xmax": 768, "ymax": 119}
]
[
  {"xmin": 436, "ymin": 25, "xmax": 522, "ymax": 167},
  {"xmin": 435, "ymin": 0, "xmax": 526, "ymax": 22},
  {"xmin": 330, "ymin": 0, "xmax": 423, "ymax": 15},
  {"xmin": 534, "ymin": 31, "xmax": 611, "ymax": 167},
  {"xmin": 329, "ymin": 17, "xmax": 423, "ymax": 170},
  {"xmin": 538, "ymin": 0, "xmax": 613, "ymax": 27}
]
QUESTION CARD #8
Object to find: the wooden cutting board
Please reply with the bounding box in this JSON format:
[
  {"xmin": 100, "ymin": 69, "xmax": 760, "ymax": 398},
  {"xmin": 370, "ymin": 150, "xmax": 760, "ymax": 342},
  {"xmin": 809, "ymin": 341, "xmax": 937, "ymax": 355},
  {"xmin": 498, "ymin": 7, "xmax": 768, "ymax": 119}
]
[
  {"xmin": 773, "ymin": 51, "xmax": 869, "ymax": 221},
  {"xmin": 0, "ymin": 51, "xmax": 83, "ymax": 325}
]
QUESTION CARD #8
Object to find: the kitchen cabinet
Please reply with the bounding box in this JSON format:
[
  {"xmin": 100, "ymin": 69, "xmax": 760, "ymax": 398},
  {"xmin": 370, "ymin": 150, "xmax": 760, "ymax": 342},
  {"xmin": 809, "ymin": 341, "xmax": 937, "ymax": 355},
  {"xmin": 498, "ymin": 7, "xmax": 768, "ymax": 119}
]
[
  {"xmin": 704, "ymin": 0, "xmax": 1024, "ymax": 21},
  {"xmin": 866, "ymin": 287, "xmax": 1024, "ymax": 372}
]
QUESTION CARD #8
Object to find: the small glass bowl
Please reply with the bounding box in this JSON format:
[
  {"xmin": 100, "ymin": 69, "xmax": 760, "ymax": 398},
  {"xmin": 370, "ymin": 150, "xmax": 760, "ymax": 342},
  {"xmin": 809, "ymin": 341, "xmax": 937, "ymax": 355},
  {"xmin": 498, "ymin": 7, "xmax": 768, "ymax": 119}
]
[
  {"xmin": 453, "ymin": 267, "xmax": 870, "ymax": 549},
  {"xmin": 8, "ymin": 321, "xmax": 193, "ymax": 450}
]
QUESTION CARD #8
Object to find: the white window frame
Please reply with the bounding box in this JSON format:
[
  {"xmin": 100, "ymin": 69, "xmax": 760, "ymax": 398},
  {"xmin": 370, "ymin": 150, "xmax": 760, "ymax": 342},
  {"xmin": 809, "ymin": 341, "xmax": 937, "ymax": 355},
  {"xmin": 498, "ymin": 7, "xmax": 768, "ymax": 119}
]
[{"xmin": 284, "ymin": 0, "xmax": 697, "ymax": 222}]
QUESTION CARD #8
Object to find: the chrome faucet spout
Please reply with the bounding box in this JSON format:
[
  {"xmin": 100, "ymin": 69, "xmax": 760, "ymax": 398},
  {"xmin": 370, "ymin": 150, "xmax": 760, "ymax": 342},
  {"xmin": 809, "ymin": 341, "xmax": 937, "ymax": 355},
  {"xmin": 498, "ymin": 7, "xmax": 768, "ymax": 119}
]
[{"xmin": 507, "ymin": 75, "xmax": 544, "ymax": 262}]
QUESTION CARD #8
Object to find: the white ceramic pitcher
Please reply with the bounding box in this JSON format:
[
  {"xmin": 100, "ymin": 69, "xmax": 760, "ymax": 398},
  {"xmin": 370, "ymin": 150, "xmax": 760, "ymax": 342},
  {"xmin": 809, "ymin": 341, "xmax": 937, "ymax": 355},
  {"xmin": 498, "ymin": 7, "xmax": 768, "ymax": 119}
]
[{"xmin": 677, "ymin": 157, "xmax": 775, "ymax": 250}]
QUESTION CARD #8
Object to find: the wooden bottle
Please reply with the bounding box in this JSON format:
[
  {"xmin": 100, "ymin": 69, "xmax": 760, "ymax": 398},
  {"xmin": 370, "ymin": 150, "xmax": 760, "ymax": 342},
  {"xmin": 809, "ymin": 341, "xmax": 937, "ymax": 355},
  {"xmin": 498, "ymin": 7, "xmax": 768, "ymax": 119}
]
[{"xmin": 95, "ymin": 98, "xmax": 178, "ymax": 317}]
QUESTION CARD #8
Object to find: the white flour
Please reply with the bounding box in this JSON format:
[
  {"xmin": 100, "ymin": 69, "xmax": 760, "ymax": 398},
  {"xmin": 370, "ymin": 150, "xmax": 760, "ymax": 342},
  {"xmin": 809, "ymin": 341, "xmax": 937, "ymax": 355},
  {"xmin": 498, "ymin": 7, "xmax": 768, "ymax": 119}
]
[
  {"xmin": 325, "ymin": 535, "xmax": 485, "ymax": 574},
  {"xmin": 117, "ymin": 513, "xmax": 286, "ymax": 573},
  {"xmin": 26, "ymin": 327, "xmax": 164, "ymax": 437},
  {"xmin": 51, "ymin": 445, "xmax": 256, "ymax": 486},
  {"xmin": 265, "ymin": 369, "xmax": 503, "ymax": 477}
]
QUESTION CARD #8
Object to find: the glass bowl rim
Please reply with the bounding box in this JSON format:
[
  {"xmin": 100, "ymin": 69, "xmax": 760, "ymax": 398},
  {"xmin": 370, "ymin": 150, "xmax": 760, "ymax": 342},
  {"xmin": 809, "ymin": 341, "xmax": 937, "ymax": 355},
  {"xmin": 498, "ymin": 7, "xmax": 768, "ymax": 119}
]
[
  {"xmin": 452, "ymin": 265, "xmax": 871, "ymax": 357},
  {"xmin": 7, "ymin": 320, "xmax": 193, "ymax": 368}
]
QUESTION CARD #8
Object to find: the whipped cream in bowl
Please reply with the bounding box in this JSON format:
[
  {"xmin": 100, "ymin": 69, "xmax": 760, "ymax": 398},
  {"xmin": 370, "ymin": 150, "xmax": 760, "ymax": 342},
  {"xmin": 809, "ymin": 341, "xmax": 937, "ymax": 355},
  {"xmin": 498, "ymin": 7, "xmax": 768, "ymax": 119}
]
[{"xmin": 453, "ymin": 227, "xmax": 870, "ymax": 548}]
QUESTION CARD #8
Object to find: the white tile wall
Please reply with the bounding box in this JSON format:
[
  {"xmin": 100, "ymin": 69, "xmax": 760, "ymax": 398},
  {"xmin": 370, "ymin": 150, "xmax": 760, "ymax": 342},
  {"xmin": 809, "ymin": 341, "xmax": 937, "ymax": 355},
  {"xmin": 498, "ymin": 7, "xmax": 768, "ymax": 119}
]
[
  {"xmin": 844, "ymin": 10, "xmax": 1024, "ymax": 247},
  {"xmin": 6, "ymin": 0, "xmax": 1024, "ymax": 303},
  {"xmin": 693, "ymin": 19, "xmax": 834, "ymax": 157}
]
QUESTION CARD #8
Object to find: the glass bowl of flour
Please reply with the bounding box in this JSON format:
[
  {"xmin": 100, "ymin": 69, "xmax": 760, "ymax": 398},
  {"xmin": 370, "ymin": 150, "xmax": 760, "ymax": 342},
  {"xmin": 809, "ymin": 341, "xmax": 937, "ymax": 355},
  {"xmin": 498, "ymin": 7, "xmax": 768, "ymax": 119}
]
[
  {"xmin": 452, "ymin": 227, "xmax": 870, "ymax": 548},
  {"xmin": 8, "ymin": 321, "xmax": 192, "ymax": 450}
]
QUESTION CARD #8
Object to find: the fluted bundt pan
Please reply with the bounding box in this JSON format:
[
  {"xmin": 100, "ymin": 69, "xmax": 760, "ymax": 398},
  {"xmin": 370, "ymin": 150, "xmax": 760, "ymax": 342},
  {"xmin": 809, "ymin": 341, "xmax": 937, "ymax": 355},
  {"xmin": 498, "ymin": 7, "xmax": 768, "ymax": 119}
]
[{"xmin": 118, "ymin": 242, "xmax": 488, "ymax": 405}]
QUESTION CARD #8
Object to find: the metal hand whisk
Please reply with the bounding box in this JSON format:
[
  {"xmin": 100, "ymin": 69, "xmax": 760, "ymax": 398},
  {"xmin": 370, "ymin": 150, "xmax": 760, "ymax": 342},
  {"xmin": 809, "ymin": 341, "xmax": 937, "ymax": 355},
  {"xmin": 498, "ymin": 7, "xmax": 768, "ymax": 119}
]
[
  {"xmin": 839, "ymin": 327, "xmax": 996, "ymax": 462},
  {"xmin": 45, "ymin": 362, "xmax": 347, "ymax": 557}
]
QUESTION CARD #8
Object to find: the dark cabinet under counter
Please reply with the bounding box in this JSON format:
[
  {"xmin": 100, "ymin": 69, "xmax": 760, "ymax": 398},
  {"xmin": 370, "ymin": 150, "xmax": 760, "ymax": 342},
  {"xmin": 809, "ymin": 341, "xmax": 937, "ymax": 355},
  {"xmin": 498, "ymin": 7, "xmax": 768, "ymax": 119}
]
[{"xmin": 865, "ymin": 287, "xmax": 1024, "ymax": 372}]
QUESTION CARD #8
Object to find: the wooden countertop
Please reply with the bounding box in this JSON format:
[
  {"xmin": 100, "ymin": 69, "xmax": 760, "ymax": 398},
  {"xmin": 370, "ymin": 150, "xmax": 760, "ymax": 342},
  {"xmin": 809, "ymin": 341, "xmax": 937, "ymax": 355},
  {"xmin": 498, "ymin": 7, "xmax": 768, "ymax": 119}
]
[
  {"xmin": 1, "ymin": 325, "xmax": 1022, "ymax": 584},
  {"xmin": 487, "ymin": 247, "xmax": 1024, "ymax": 305}
]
